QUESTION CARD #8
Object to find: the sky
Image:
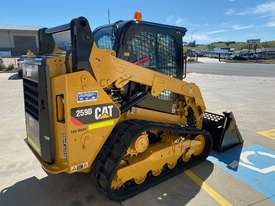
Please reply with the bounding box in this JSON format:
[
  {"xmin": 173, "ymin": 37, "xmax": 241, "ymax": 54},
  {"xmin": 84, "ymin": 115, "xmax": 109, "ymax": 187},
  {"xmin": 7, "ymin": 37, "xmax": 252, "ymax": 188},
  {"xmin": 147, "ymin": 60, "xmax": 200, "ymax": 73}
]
[{"xmin": 0, "ymin": 0, "xmax": 275, "ymax": 44}]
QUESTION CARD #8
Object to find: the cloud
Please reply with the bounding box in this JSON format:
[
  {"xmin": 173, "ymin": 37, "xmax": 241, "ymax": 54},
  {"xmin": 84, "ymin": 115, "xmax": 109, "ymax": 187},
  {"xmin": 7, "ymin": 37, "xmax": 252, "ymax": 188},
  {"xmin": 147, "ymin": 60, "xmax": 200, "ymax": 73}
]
[
  {"xmin": 225, "ymin": 8, "xmax": 248, "ymax": 16},
  {"xmin": 226, "ymin": 1, "xmax": 275, "ymax": 16},
  {"xmin": 266, "ymin": 19, "xmax": 275, "ymax": 27},
  {"xmin": 220, "ymin": 21, "xmax": 232, "ymax": 26},
  {"xmin": 225, "ymin": 8, "xmax": 235, "ymax": 15},
  {"xmin": 235, "ymin": 11, "xmax": 248, "ymax": 16},
  {"xmin": 183, "ymin": 33, "xmax": 210, "ymax": 43},
  {"xmin": 207, "ymin": 29, "xmax": 227, "ymax": 34},
  {"xmin": 231, "ymin": 24, "xmax": 254, "ymax": 30},
  {"xmin": 165, "ymin": 16, "xmax": 186, "ymax": 26},
  {"xmin": 192, "ymin": 34, "xmax": 209, "ymax": 41},
  {"xmin": 175, "ymin": 17, "xmax": 185, "ymax": 26},
  {"xmin": 183, "ymin": 32, "xmax": 225, "ymax": 43},
  {"xmin": 253, "ymin": 1, "xmax": 275, "ymax": 27},
  {"xmin": 225, "ymin": 1, "xmax": 275, "ymax": 27},
  {"xmin": 165, "ymin": 15, "xmax": 212, "ymax": 29},
  {"xmin": 254, "ymin": 1, "xmax": 275, "ymax": 15},
  {"xmin": 201, "ymin": 25, "xmax": 254, "ymax": 42},
  {"xmin": 224, "ymin": 1, "xmax": 275, "ymax": 16},
  {"xmin": 164, "ymin": 15, "xmax": 186, "ymax": 26},
  {"xmin": 188, "ymin": 24, "xmax": 255, "ymax": 43}
]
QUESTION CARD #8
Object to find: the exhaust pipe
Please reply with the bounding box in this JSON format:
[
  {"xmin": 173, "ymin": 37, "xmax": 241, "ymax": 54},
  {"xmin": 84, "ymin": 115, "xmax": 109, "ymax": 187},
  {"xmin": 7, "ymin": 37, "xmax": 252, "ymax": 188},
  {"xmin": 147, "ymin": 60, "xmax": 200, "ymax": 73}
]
[{"xmin": 202, "ymin": 111, "xmax": 243, "ymax": 152}]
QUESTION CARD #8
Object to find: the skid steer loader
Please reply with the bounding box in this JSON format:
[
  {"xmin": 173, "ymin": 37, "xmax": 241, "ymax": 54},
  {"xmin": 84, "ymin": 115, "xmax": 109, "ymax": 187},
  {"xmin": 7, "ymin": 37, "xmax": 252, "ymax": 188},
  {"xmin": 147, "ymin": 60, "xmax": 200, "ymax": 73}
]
[{"xmin": 20, "ymin": 13, "xmax": 243, "ymax": 201}]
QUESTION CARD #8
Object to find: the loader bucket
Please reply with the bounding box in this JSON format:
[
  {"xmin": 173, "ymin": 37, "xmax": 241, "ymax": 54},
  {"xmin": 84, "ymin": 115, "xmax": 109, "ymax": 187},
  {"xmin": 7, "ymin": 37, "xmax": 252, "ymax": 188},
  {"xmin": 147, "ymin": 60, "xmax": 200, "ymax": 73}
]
[{"xmin": 202, "ymin": 112, "xmax": 243, "ymax": 152}]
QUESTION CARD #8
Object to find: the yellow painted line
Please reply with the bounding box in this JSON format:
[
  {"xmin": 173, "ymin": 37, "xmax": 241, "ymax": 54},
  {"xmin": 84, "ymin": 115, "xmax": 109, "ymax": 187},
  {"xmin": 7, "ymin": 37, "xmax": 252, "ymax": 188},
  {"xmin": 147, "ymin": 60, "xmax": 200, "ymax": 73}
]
[
  {"xmin": 88, "ymin": 119, "xmax": 115, "ymax": 130},
  {"xmin": 184, "ymin": 170, "xmax": 232, "ymax": 206},
  {"xmin": 256, "ymin": 129, "xmax": 275, "ymax": 140}
]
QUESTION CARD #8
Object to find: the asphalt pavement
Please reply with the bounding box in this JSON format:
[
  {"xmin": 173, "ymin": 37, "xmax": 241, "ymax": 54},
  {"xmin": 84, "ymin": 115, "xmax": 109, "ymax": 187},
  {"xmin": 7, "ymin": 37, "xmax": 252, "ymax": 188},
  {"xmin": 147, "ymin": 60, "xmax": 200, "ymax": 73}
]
[{"xmin": 188, "ymin": 62, "xmax": 275, "ymax": 77}]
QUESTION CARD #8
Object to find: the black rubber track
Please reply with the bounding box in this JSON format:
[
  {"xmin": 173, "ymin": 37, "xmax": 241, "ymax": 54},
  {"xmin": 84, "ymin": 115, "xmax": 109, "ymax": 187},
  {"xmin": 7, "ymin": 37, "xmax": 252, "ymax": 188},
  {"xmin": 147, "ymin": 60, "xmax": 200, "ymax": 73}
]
[{"xmin": 92, "ymin": 120, "xmax": 213, "ymax": 201}]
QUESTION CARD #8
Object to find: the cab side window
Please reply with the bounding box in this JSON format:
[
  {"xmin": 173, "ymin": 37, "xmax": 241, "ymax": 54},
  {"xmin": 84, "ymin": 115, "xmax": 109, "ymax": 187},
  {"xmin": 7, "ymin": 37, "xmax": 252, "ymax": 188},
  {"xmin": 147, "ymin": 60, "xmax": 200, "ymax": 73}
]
[
  {"xmin": 120, "ymin": 29, "xmax": 178, "ymax": 78},
  {"xmin": 119, "ymin": 27, "xmax": 179, "ymax": 102},
  {"xmin": 94, "ymin": 27, "xmax": 114, "ymax": 50},
  {"xmin": 96, "ymin": 34, "xmax": 114, "ymax": 49}
]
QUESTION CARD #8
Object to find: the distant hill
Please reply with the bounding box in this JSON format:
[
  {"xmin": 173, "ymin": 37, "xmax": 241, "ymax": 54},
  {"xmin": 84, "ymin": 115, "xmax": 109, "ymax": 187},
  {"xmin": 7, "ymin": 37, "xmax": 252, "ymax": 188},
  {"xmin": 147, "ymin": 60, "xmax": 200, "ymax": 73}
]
[{"xmin": 185, "ymin": 40, "xmax": 275, "ymax": 51}]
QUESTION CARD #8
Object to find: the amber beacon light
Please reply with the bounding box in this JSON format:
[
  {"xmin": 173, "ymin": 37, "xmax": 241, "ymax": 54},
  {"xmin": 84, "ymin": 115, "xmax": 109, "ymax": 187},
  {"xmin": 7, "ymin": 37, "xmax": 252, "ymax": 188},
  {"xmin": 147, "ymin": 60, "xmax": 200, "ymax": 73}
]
[{"xmin": 134, "ymin": 11, "xmax": 142, "ymax": 21}]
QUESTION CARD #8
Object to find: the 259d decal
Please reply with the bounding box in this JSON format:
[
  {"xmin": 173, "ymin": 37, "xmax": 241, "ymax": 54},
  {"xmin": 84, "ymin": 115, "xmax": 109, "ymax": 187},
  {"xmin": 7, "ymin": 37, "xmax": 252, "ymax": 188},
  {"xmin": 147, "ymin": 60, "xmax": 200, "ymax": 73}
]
[{"xmin": 71, "ymin": 104, "xmax": 120, "ymax": 126}]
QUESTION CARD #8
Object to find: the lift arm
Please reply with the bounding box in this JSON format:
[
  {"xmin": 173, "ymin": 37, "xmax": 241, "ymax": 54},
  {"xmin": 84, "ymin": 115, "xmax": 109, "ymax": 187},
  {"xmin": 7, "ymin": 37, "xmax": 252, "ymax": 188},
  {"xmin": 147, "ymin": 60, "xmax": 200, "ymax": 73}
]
[{"xmin": 89, "ymin": 44, "xmax": 206, "ymax": 112}]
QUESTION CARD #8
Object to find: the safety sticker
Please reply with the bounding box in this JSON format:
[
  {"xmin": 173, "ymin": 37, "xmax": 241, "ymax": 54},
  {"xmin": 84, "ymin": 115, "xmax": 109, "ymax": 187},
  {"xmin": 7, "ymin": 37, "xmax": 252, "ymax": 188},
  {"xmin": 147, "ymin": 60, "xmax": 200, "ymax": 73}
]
[
  {"xmin": 77, "ymin": 91, "xmax": 98, "ymax": 103},
  {"xmin": 70, "ymin": 162, "xmax": 88, "ymax": 172},
  {"xmin": 208, "ymin": 144, "xmax": 275, "ymax": 202},
  {"xmin": 62, "ymin": 132, "xmax": 68, "ymax": 160}
]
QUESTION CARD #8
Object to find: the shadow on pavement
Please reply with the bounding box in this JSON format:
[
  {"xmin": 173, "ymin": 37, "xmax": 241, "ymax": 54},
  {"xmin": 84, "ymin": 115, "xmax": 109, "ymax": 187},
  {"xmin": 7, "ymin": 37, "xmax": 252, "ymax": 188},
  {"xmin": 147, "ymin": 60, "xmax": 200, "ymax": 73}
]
[
  {"xmin": 210, "ymin": 144, "xmax": 243, "ymax": 171},
  {"xmin": 123, "ymin": 160, "xmax": 214, "ymax": 206},
  {"xmin": 0, "ymin": 173, "xmax": 119, "ymax": 206},
  {"xmin": 8, "ymin": 73, "xmax": 21, "ymax": 80},
  {"xmin": 0, "ymin": 161, "xmax": 214, "ymax": 206}
]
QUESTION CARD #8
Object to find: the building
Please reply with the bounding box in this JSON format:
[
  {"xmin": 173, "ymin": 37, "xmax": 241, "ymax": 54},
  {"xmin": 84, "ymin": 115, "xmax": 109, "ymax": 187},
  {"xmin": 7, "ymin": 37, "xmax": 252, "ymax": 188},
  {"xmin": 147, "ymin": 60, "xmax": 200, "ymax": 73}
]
[
  {"xmin": 0, "ymin": 25, "xmax": 39, "ymax": 57},
  {"xmin": 247, "ymin": 39, "xmax": 261, "ymax": 44}
]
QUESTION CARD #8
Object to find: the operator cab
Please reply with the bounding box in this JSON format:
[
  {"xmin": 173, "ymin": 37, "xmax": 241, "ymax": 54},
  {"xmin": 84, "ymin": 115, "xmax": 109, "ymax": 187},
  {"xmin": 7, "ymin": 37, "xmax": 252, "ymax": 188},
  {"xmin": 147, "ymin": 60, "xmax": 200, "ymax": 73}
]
[
  {"xmin": 93, "ymin": 20, "xmax": 186, "ymax": 79},
  {"xmin": 93, "ymin": 19, "xmax": 187, "ymax": 113}
]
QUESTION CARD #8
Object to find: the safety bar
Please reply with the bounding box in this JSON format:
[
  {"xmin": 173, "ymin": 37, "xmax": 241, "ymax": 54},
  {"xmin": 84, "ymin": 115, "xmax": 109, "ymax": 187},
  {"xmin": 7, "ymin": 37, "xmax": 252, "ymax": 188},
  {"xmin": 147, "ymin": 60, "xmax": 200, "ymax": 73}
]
[
  {"xmin": 38, "ymin": 16, "xmax": 94, "ymax": 74},
  {"xmin": 44, "ymin": 23, "xmax": 71, "ymax": 34}
]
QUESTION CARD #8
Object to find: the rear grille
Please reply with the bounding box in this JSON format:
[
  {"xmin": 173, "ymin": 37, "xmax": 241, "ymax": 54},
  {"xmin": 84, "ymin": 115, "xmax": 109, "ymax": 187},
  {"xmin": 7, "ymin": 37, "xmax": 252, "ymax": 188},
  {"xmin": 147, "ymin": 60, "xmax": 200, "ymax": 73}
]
[{"xmin": 23, "ymin": 79, "xmax": 39, "ymax": 120}]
